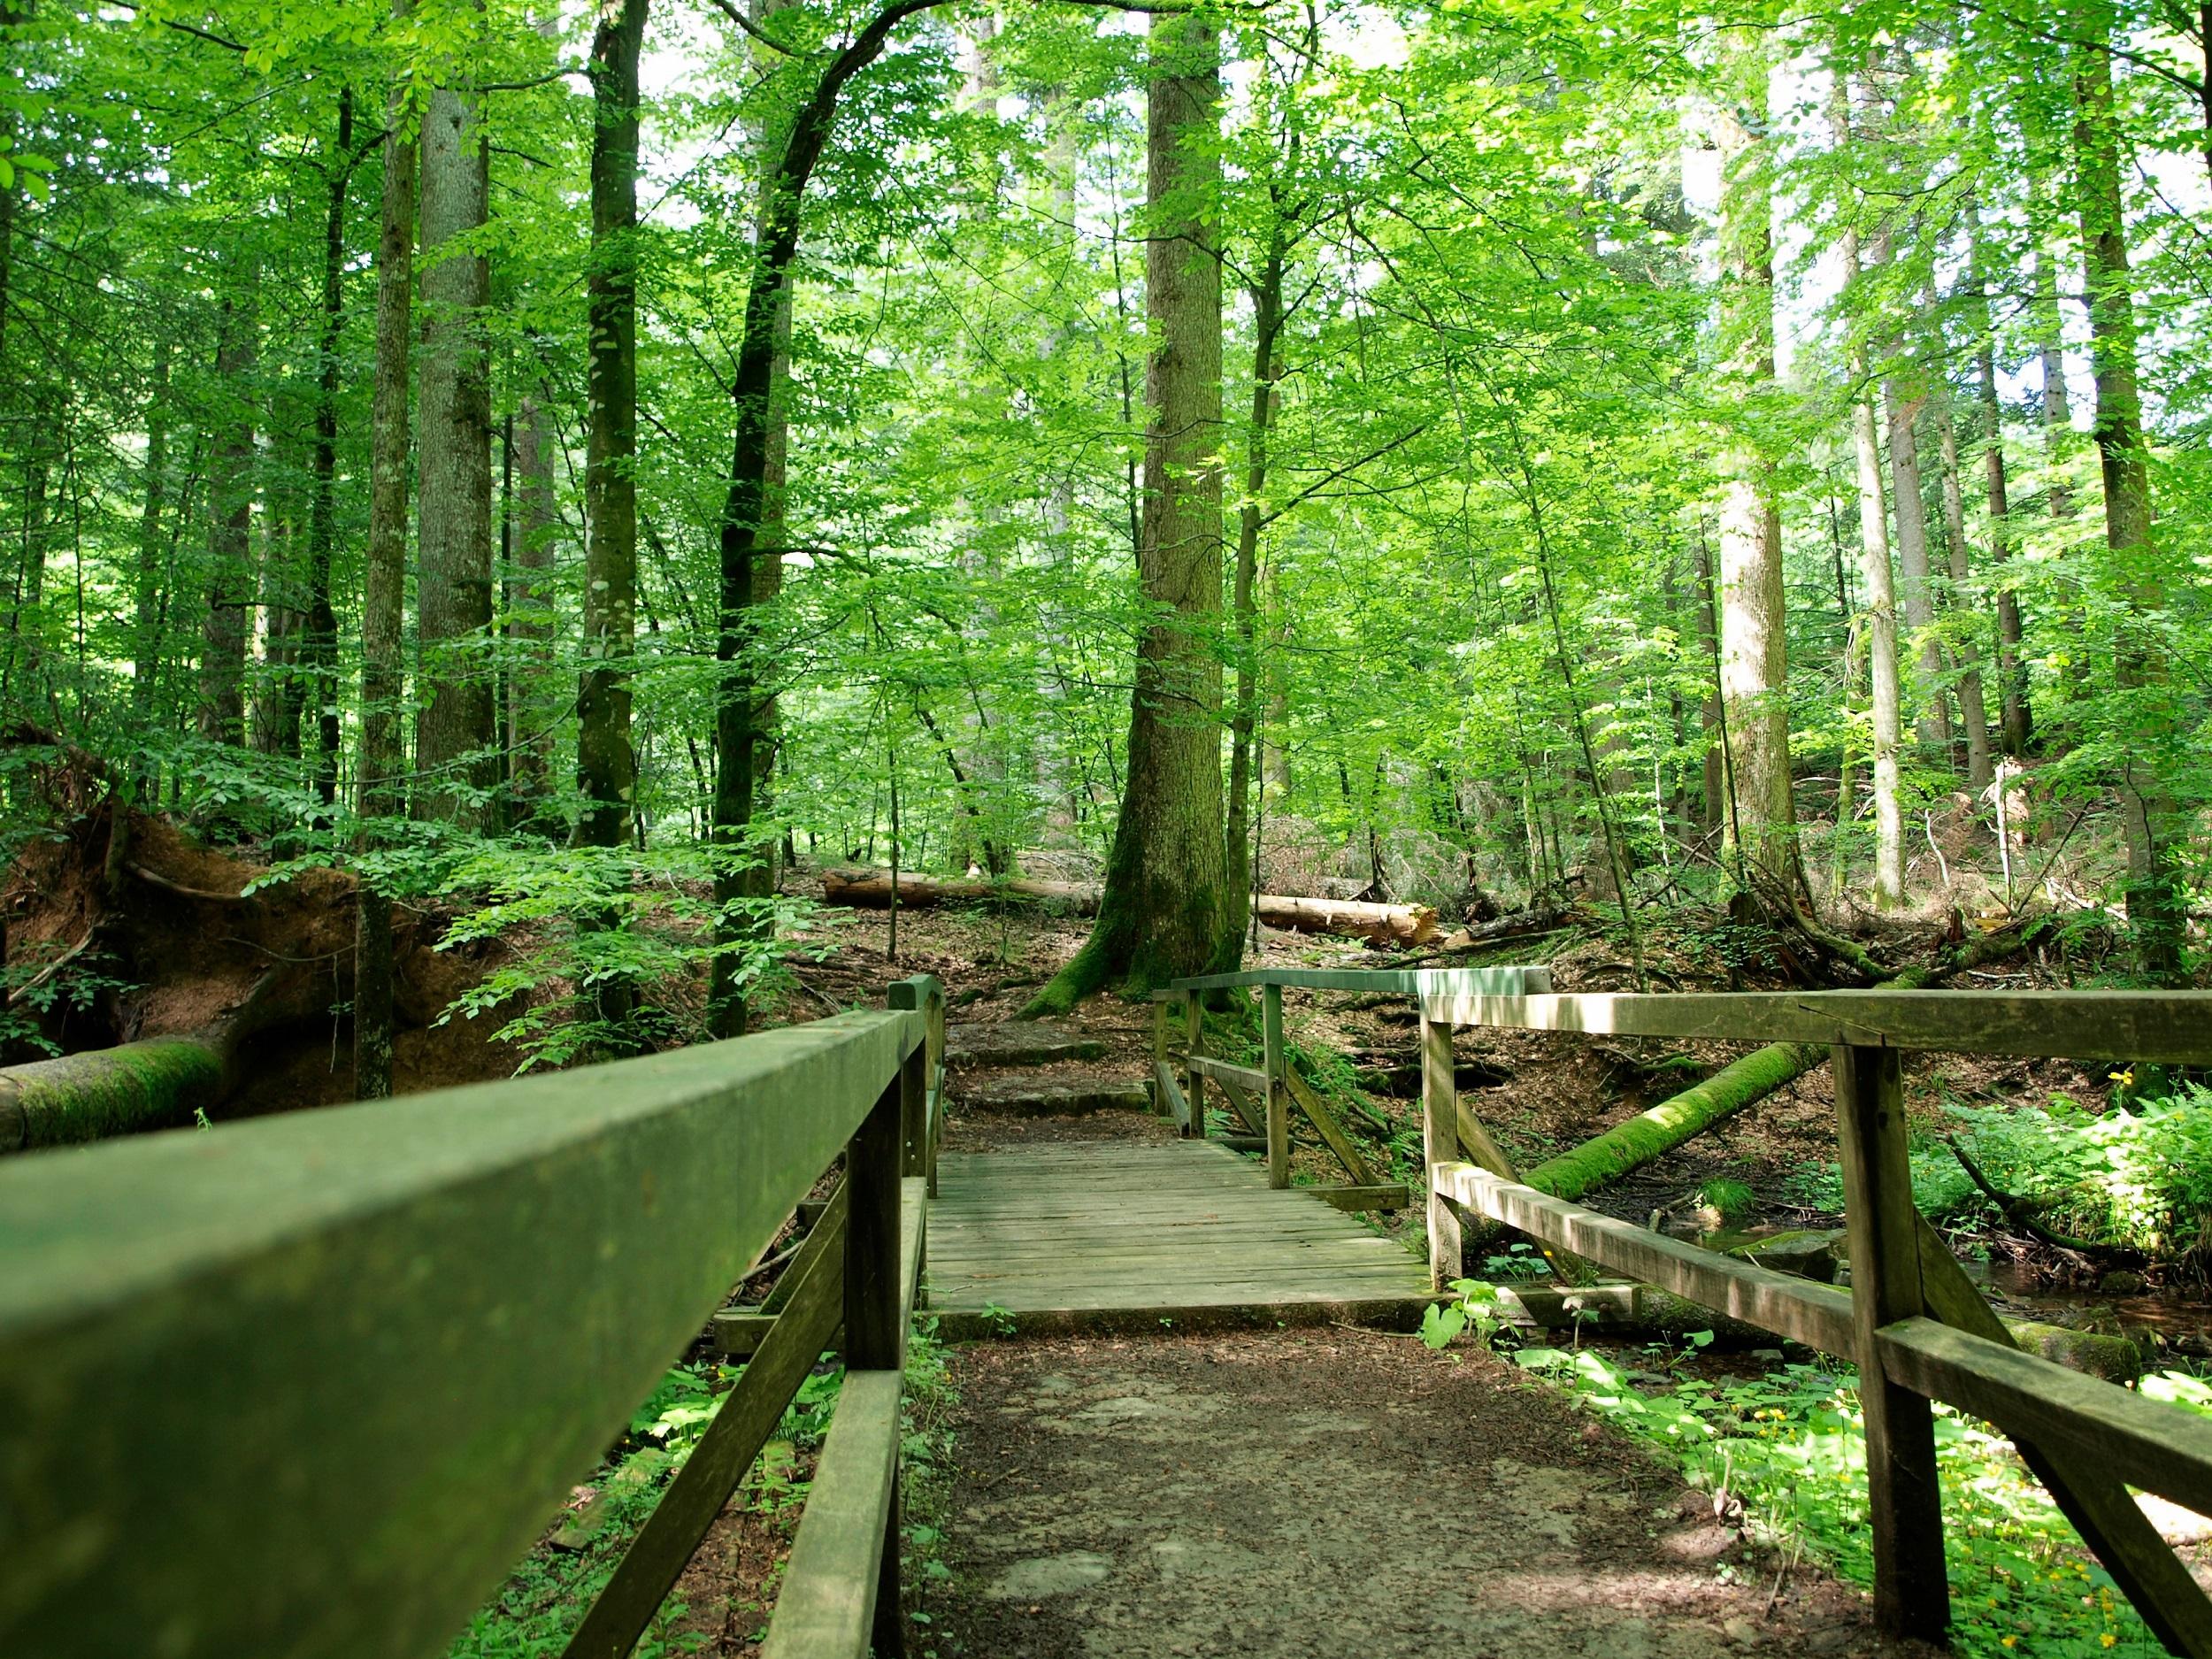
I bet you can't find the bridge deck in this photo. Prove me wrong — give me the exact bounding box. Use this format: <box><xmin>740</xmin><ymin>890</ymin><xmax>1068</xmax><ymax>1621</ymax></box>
<box><xmin>925</xmin><ymin>1140</ymin><xmax>1438</xmax><ymax>1337</ymax></box>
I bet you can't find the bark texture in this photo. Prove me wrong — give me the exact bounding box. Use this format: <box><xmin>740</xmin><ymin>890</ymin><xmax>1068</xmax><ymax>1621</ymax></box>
<box><xmin>356</xmin><ymin>69</ymin><xmax>414</xmax><ymax>1102</ymax></box>
<box><xmin>414</xmin><ymin>84</ymin><xmax>496</xmax><ymax>826</ymax></box>
<box><xmin>2073</xmin><ymin>10</ymin><xmax>2185</xmax><ymax>983</ymax></box>
<box><xmin>198</xmin><ymin>272</ymin><xmax>257</xmax><ymax>747</ymax></box>
<box><xmin>576</xmin><ymin>0</ymin><xmax>646</xmax><ymax>850</ymax></box>
<box><xmin>1711</xmin><ymin>62</ymin><xmax>1804</xmax><ymax>910</ymax></box>
<box><xmin>1024</xmin><ymin>11</ymin><xmax>1225</xmax><ymax>1015</ymax></box>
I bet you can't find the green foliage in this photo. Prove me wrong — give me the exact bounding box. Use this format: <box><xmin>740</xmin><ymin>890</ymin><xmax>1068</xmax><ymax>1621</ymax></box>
<box><xmin>1792</xmin><ymin>1085</ymin><xmax>2212</xmax><ymax>1266</ymax></box>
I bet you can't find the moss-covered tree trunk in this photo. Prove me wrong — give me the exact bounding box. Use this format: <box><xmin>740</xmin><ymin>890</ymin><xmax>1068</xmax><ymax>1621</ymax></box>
<box><xmin>1025</xmin><ymin>11</ymin><xmax>1225</xmax><ymax>1015</ymax></box>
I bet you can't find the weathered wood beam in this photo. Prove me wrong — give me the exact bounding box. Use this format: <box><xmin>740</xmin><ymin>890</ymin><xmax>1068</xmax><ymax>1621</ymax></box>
<box><xmin>1438</xmin><ymin>1164</ymin><xmax>1855</xmax><ymax>1356</ymax></box>
<box><xmin>1416</xmin><ymin>989</ymin><xmax>2212</xmax><ymax>1064</ymax></box>
<box><xmin>1309</xmin><ymin>1184</ymin><xmax>1409</xmax><ymax>1212</ymax></box>
<box><xmin>1171</xmin><ymin>965</ymin><xmax>1553</xmax><ymax>995</ymax></box>
<box><xmin>756</xmin><ymin>1369</ymin><xmax>903</xmax><ymax>1659</ymax></box>
<box><xmin>0</xmin><ymin>1009</ymin><xmax>919</xmax><ymax>1659</ymax></box>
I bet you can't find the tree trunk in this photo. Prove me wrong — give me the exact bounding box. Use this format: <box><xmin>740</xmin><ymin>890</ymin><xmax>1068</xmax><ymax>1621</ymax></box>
<box><xmin>295</xmin><ymin>86</ymin><xmax>353</xmax><ymax>809</ymax></box>
<box><xmin>132</xmin><ymin>337</ymin><xmax>172</xmax><ymax>722</ymax></box>
<box><xmin>0</xmin><ymin>973</ymin><xmax>279</xmax><ymax>1153</ymax></box>
<box><xmin>576</xmin><ymin>0</ymin><xmax>645</xmax><ymax>850</ymax></box>
<box><xmin>1883</xmin><ymin>380</ymin><xmax>1952</xmax><ymax>758</ymax></box>
<box><xmin>1219</xmin><ymin>221</ymin><xmax>1284</xmax><ymax>967</ymax></box>
<box><xmin>1932</xmin><ymin>381</ymin><xmax>1995</xmax><ymax>792</ymax></box>
<box><xmin>1967</xmin><ymin>201</ymin><xmax>2032</xmax><ymax>757</ymax></box>
<box><xmin>414</xmin><ymin>82</ymin><xmax>495</xmax><ymax>826</ymax></box>
<box><xmin>506</xmin><ymin>388</ymin><xmax>557</xmax><ymax>817</ymax></box>
<box><xmin>1693</xmin><ymin>526</ymin><xmax>1724</xmax><ymax>834</ymax></box>
<box><xmin>1711</xmin><ymin>57</ymin><xmax>1805</xmax><ymax>910</ymax></box>
<box><xmin>1022</xmin><ymin>10</ymin><xmax>1225</xmax><ymax>1016</ymax></box>
<box><xmin>706</xmin><ymin>0</ymin><xmax>949</xmax><ymax>1038</ymax></box>
<box><xmin>199</xmin><ymin>272</ymin><xmax>257</xmax><ymax>747</ymax></box>
<box><xmin>1829</xmin><ymin>82</ymin><xmax>1907</xmax><ymax>910</ymax></box>
<box><xmin>2073</xmin><ymin>8</ymin><xmax>2186</xmax><ymax>984</ymax></box>
<box><xmin>356</xmin><ymin>62</ymin><xmax>415</xmax><ymax>1102</ymax></box>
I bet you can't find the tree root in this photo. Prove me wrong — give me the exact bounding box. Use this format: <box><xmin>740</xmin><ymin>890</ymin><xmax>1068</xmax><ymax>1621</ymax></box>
<box><xmin>1945</xmin><ymin>1134</ymin><xmax>2144</xmax><ymax>1265</ymax></box>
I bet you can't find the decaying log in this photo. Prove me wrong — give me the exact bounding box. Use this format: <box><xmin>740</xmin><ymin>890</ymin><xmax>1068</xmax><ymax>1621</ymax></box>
<box><xmin>0</xmin><ymin>970</ymin><xmax>281</xmax><ymax>1154</ymax></box>
<box><xmin>821</xmin><ymin>867</ymin><xmax>1440</xmax><ymax>946</ymax></box>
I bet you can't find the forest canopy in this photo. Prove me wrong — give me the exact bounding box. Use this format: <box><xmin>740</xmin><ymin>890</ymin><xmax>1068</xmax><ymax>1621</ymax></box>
<box><xmin>3</xmin><ymin>0</ymin><xmax>2208</xmax><ymax>1085</ymax></box>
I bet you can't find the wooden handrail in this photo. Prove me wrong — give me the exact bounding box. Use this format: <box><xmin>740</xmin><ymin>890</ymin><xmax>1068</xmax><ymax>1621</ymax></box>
<box><xmin>0</xmin><ymin>1005</ymin><xmax>930</xmax><ymax>1659</ymax></box>
<box><xmin>1171</xmin><ymin>964</ymin><xmax>2212</xmax><ymax>1651</ymax></box>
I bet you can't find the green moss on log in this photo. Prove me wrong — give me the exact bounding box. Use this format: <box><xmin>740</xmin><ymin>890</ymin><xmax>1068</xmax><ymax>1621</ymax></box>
<box><xmin>1522</xmin><ymin>1041</ymin><xmax>1827</xmax><ymax>1202</ymax></box>
<box><xmin>0</xmin><ymin>1038</ymin><xmax>227</xmax><ymax>1153</ymax></box>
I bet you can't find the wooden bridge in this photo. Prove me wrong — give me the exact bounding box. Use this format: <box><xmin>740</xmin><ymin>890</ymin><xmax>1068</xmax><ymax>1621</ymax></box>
<box><xmin>9</xmin><ymin>967</ymin><xmax>2212</xmax><ymax>1656</ymax></box>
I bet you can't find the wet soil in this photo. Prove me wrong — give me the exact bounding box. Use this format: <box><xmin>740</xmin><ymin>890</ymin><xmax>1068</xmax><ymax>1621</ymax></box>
<box><xmin>917</xmin><ymin>1328</ymin><xmax>1896</xmax><ymax>1659</ymax></box>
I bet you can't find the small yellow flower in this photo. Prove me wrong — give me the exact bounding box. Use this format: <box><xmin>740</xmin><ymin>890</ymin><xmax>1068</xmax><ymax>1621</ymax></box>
<box><xmin>2103</xmin><ymin>1636</ymin><xmax>2119</xmax><ymax>1649</ymax></box>
<box><xmin>2002</xmin><ymin>1637</ymin><xmax>2018</xmax><ymax>1649</ymax></box>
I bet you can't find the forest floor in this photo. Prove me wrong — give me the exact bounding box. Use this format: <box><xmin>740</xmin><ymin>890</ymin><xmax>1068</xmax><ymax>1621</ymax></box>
<box><xmin>915</xmin><ymin>1329</ymin><xmax>1892</xmax><ymax>1659</ymax></box>
<box><xmin>636</xmin><ymin>895</ymin><xmax>1972</xmax><ymax>1657</ymax></box>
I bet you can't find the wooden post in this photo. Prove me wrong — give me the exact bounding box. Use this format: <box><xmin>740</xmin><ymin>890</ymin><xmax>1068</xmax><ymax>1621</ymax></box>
<box><xmin>1421</xmin><ymin>1010</ymin><xmax>1462</xmax><ymax>1293</ymax></box>
<box><xmin>886</xmin><ymin>984</ymin><xmax>929</xmax><ymax>1181</ymax></box>
<box><xmin>1183</xmin><ymin>989</ymin><xmax>1205</xmax><ymax>1140</ymax></box>
<box><xmin>1151</xmin><ymin>999</ymin><xmax>1170</xmax><ymax>1117</ymax></box>
<box><xmin>1262</xmin><ymin>983</ymin><xmax>1288</xmax><ymax>1188</ymax></box>
<box><xmin>1834</xmin><ymin>1043</ymin><xmax>1947</xmax><ymax>1646</ymax></box>
<box><xmin>847</xmin><ymin>1062</ymin><xmax>906</xmax><ymax>1659</ymax></box>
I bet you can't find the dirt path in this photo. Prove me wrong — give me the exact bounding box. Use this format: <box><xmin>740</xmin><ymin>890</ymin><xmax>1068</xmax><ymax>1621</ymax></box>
<box><xmin>916</xmin><ymin>1328</ymin><xmax>1888</xmax><ymax>1659</ymax></box>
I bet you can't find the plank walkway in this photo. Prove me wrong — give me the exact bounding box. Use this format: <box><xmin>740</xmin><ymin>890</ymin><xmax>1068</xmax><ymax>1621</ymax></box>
<box><xmin>925</xmin><ymin>1141</ymin><xmax>1438</xmax><ymax>1337</ymax></box>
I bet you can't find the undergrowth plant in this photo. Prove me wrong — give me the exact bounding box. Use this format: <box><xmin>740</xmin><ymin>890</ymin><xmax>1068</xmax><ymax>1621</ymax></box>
<box><xmin>1424</xmin><ymin>1279</ymin><xmax>2182</xmax><ymax>1657</ymax></box>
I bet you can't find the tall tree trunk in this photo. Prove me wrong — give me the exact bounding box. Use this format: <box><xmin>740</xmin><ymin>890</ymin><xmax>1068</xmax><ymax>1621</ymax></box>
<box><xmin>1023</xmin><ymin>8</ymin><xmax>1224</xmax><ymax>1016</ymax></box>
<box><xmin>1932</xmin><ymin>380</ymin><xmax>1994</xmax><ymax>792</ymax></box>
<box><xmin>1693</xmin><ymin>526</ymin><xmax>1724</xmax><ymax>834</ymax></box>
<box><xmin>295</xmin><ymin>86</ymin><xmax>353</xmax><ymax>809</ymax></box>
<box><xmin>132</xmin><ymin>337</ymin><xmax>172</xmax><ymax>719</ymax></box>
<box><xmin>414</xmin><ymin>83</ymin><xmax>495</xmax><ymax>826</ymax></box>
<box><xmin>1712</xmin><ymin>56</ymin><xmax>1805</xmax><ymax>909</ymax></box>
<box><xmin>199</xmin><ymin>274</ymin><xmax>257</xmax><ymax>746</ymax></box>
<box><xmin>356</xmin><ymin>64</ymin><xmax>415</xmax><ymax>1102</ymax></box>
<box><xmin>576</xmin><ymin>0</ymin><xmax>645</xmax><ymax>850</ymax></box>
<box><xmin>1217</xmin><ymin>219</ymin><xmax>1284</xmax><ymax>966</ymax></box>
<box><xmin>2073</xmin><ymin>7</ymin><xmax>2185</xmax><ymax>983</ymax></box>
<box><xmin>1831</xmin><ymin>82</ymin><xmax>1906</xmax><ymax>909</ymax></box>
<box><xmin>1882</xmin><ymin>377</ymin><xmax>1951</xmax><ymax>758</ymax></box>
<box><xmin>507</xmin><ymin>388</ymin><xmax>557</xmax><ymax>818</ymax></box>
<box><xmin>1968</xmin><ymin>203</ymin><xmax>2032</xmax><ymax>757</ymax></box>
<box><xmin>705</xmin><ymin>0</ymin><xmax>950</xmax><ymax>1039</ymax></box>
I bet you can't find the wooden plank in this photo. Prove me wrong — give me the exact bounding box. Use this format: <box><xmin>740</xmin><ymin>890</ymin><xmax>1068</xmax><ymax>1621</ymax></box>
<box><xmin>1285</xmin><ymin>1067</ymin><xmax>1376</xmax><ymax>1187</ymax></box>
<box><xmin>1150</xmin><ymin>1001</ymin><xmax>1171</xmax><ymax>1117</ymax></box>
<box><xmin>1215</xmin><ymin>1072</ymin><xmax>1267</xmax><ymax>1135</ymax></box>
<box><xmin>705</xmin><ymin>1310</ymin><xmax>775</xmax><ymax>1361</ymax></box>
<box><xmin>1439</xmin><ymin>1164</ymin><xmax>1855</xmax><ymax>1355</ymax></box>
<box><xmin>1834</xmin><ymin>1043</ymin><xmax>1947</xmax><ymax>1644</ymax></box>
<box><xmin>1914</xmin><ymin>1218</ymin><xmax>2212</xmax><ymax>1657</ymax></box>
<box><xmin>563</xmin><ymin>1215</ymin><xmax>847</xmax><ymax>1659</ymax></box>
<box><xmin>757</xmin><ymin>1370</ymin><xmax>903</xmax><ymax>1659</ymax></box>
<box><xmin>1183</xmin><ymin>990</ymin><xmax>1205</xmax><ymax>1141</ymax></box>
<box><xmin>1217</xmin><ymin>1132</ymin><xmax>1268</xmax><ymax>1152</ymax></box>
<box><xmin>1422</xmin><ymin>1014</ymin><xmax>1461</xmax><ymax>1293</ymax></box>
<box><xmin>1188</xmin><ymin>1055</ymin><xmax>1271</xmax><ymax>1095</ymax></box>
<box><xmin>848</xmin><ymin>1074</ymin><xmax>903</xmax><ymax>1374</ymax></box>
<box><xmin>1168</xmin><ymin>966</ymin><xmax>1553</xmax><ymax>995</ymax></box>
<box><xmin>1310</xmin><ymin>1184</ymin><xmax>1410</xmax><ymax>1212</ymax></box>
<box><xmin>1153</xmin><ymin>1062</ymin><xmax>1191</xmax><ymax>1131</ymax></box>
<box><xmin>1414</xmin><ymin>989</ymin><xmax>2212</xmax><ymax>1064</ymax></box>
<box><xmin>760</xmin><ymin>1181</ymin><xmax>849</xmax><ymax>1317</ymax></box>
<box><xmin>0</xmin><ymin>1009</ymin><xmax>917</xmax><ymax>1659</ymax></box>
<box><xmin>1878</xmin><ymin>1317</ymin><xmax>2212</xmax><ymax>1520</ymax></box>
<box><xmin>1263</xmin><ymin>984</ymin><xmax>1289</xmax><ymax>1190</ymax></box>
<box><xmin>902</xmin><ymin>1177</ymin><xmax>926</xmax><ymax>1325</ymax></box>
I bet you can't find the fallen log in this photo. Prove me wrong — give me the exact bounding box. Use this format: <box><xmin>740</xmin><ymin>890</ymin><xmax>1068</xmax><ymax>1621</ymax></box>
<box><xmin>1500</xmin><ymin>929</ymin><xmax>2034</xmax><ymax>1207</ymax></box>
<box><xmin>821</xmin><ymin>867</ymin><xmax>1439</xmax><ymax>946</ymax></box>
<box><xmin>0</xmin><ymin>970</ymin><xmax>280</xmax><ymax>1154</ymax></box>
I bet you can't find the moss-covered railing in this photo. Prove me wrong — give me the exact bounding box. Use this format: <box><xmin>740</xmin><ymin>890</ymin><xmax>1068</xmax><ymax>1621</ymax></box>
<box><xmin>1168</xmin><ymin>968</ymin><xmax>2212</xmax><ymax>1657</ymax></box>
<box><xmin>0</xmin><ymin>975</ymin><xmax>946</xmax><ymax>1659</ymax></box>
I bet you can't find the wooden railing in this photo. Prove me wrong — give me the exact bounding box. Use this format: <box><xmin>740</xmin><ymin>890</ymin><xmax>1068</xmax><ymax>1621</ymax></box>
<box><xmin>1164</xmin><ymin>969</ymin><xmax>2212</xmax><ymax>1656</ymax></box>
<box><xmin>1149</xmin><ymin>967</ymin><xmax>1549</xmax><ymax>1210</ymax></box>
<box><xmin>0</xmin><ymin>974</ymin><xmax>948</xmax><ymax>1659</ymax></box>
